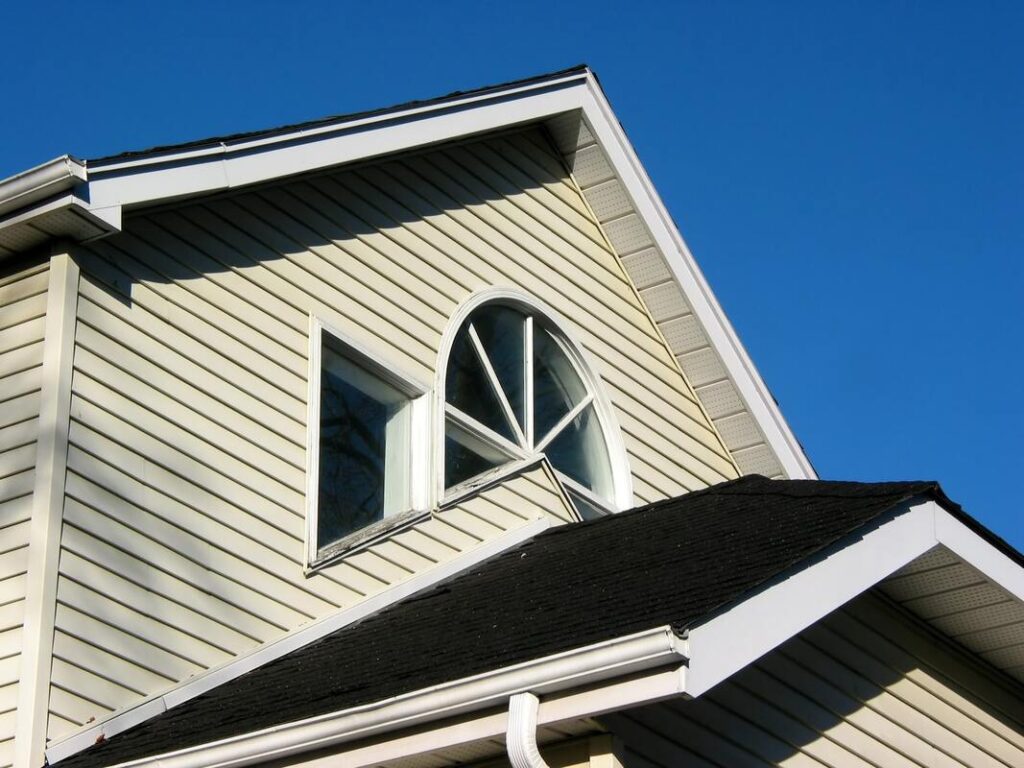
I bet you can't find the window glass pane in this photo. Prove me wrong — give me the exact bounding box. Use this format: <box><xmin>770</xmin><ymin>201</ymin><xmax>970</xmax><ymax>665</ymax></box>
<box><xmin>545</xmin><ymin>403</ymin><xmax>612</xmax><ymax>499</ymax></box>
<box><xmin>470</xmin><ymin>306</ymin><xmax>526</xmax><ymax>432</ymax></box>
<box><xmin>567</xmin><ymin>490</ymin><xmax>608</xmax><ymax>521</ymax></box>
<box><xmin>445</xmin><ymin>329</ymin><xmax>515</xmax><ymax>441</ymax></box>
<box><xmin>533</xmin><ymin>325</ymin><xmax>587</xmax><ymax>442</ymax></box>
<box><xmin>318</xmin><ymin>345</ymin><xmax>409</xmax><ymax>550</ymax></box>
<box><xmin>445</xmin><ymin>418</ymin><xmax>514</xmax><ymax>488</ymax></box>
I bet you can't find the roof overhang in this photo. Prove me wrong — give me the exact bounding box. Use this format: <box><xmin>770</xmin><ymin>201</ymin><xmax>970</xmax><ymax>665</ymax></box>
<box><xmin>47</xmin><ymin>490</ymin><xmax>1024</xmax><ymax>768</ymax></box>
<box><xmin>52</xmin><ymin>628</ymin><xmax>689</xmax><ymax>768</ymax></box>
<box><xmin>684</xmin><ymin>496</ymin><xmax>1024</xmax><ymax>697</ymax></box>
<box><xmin>0</xmin><ymin>68</ymin><xmax>813</xmax><ymax>479</ymax></box>
<box><xmin>0</xmin><ymin>156</ymin><xmax>120</xmax><ymax>256</ymax></box>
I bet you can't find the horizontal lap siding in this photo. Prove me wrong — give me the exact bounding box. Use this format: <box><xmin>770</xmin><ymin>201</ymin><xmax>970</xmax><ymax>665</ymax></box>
<box><xmin>606</xmin><ymin>592</ymin><xmax>1024</xmax><ymax>767</ymax></box>
<box><xmin>51</xmin><ymin>127</ymin><xmax>735</xmax><ymax>740</ymax></box>
<box><xmin>0</xmin><ymin>259</ymin><xmax>48</xmax><ymax>768</ymax></box>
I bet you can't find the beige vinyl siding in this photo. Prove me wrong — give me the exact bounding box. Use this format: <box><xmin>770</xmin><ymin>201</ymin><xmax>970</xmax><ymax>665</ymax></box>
<box><xmin>49</xmin><ymin>126</ymin><xmax>736</xmax><ymax>740</ymax></box>
<box><xmin>605</xmin><ymin>592</ymin><xmax>1024</xmax><ymax>767</ymax></box>
<box><xmin>0</xmin><ymin>258</ymin><xmax>48</xmax><ymax>768</ymax></box>
<box><xmin>48</xmin><ymin>461</ymin><xmax>573</xmax><ymax>735</ymax></box>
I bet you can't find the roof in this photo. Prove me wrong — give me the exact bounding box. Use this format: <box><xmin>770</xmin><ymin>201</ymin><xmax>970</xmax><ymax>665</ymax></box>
<box><xmin>0</xmin><ymin>66</ymin><xmax>816</xmax><ymax>481</ymax></box>
<box><xmin>89</xmin><ymin>65</ymin><xmax>591</xmax><ymax>164</ymax></box>
<box><xmin>57</xmin><ymin>476</ymin><xmax>961</xmax><ymax>768</ymax></box>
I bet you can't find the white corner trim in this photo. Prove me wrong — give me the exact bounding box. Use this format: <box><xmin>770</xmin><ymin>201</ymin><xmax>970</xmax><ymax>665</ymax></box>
<box><xmin>46</xmin><ymin>516</ymin><xmax>553</xmax><ymax>766</ymax></box>
<box><xmin>578</xmin><ymin>79</ymin><xmax>815</xmax><ymax>480</ymax></box>
<box><xmin>507</xmin><ymin>692</ymin><xmax>549</xmax><ymax>768</ymax></box>
<box><xmin>682</xmin><ymin>498</ymin><xmax>1024</xmax><ymax>698</ymax></box>
<box><xmin>15</xmin><ymin>249</ymin><xmax>80</xmax><ymax>768</ymax></box>
<box><xmin>54</xmin><ymin>627</ymin><xmax>686</xmax><ymax>768</ymax></box>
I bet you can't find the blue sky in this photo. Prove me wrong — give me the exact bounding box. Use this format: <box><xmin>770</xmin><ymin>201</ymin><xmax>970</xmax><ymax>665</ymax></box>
<box><xmin>2</xmin><ymin>2</ymin><xmax>1021</xmax><ymax>548</ymax></box>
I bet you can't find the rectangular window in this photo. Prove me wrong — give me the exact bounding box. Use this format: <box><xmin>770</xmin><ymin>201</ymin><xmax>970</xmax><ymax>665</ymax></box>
<box><xmin>308</xmin><ymin>319</ymin><xmax>427</xmax><ymax>566</ymax></box>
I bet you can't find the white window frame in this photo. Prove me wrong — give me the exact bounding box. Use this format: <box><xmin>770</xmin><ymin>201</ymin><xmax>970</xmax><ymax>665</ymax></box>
<box><xmin>436</xmin><ymin>288</ymin><xmax>633</xmax><ymax>514</ymax></box>
<box><xmin>306</xmin><ymin>316</ymin><xmax>431</xmax><ymax>570</ymax></box>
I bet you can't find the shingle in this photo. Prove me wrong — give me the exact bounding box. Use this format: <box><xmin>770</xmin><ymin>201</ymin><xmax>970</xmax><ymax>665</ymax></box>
<box><xmin>61</xmin><ymin>476</ymin><xmax>986</xmax><ymax>768</ymax></box>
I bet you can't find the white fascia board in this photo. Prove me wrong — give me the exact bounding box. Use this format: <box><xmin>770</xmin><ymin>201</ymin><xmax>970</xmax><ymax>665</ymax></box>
<box><xmin>934</xmin><ymin>512</ymin><xmax>1024</xmax><ymax>603</ymax></box>
<box><xmin>683</xmin><ymin>498</ymin><xmax>1024</xmax><ymax>698</ymax></box>
<box><xmin>60</xmin><ymin>627</ymin><xmax>686</xmax><ymax>768</ymax></box>
<box><xmin>84</xmin><ymin>73</ymin><xmax>591</xmax><ymax>211</ymax></box>
<box><xmin>578</xmin><ymin>80</ymin><xmax>816</xmax><ymax>480</ymax></box>
<box><xmin>46</xmin><ymin>517</ymin><xmax>553</xmax><ymax>765</ymax></box>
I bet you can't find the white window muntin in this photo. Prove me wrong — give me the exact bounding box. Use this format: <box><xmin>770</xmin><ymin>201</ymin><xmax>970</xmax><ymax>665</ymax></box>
<box><xmin>437</xmin><ymin>288</ymin><xmax>633</xmax><ymax>514</ymax></box>
<box><xmin>306</xmin><ymin>316</ymin><xmax>430</xmax><ymax>569</ymax></box>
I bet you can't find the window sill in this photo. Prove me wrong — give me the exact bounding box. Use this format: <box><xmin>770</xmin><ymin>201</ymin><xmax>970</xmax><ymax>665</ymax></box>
<box><xmin>306</xmin><ymin>507</ymin><xmax>431</xmax><ymax>574</ymax></box>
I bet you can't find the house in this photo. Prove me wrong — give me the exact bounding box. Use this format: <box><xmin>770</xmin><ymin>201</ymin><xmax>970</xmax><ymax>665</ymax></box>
<box><xmin>0</xmin><ymin>66</ymin><xmax>1021</xmax><ymax>768</ymax></box>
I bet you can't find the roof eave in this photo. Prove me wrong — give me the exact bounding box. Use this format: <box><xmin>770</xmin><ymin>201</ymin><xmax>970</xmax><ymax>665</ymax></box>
<box><xmin>49</xmin><ymin>626</ymin><xmax>688</xmax><ymax>768</ymax></box>
<box><xmin>80</xmin><ymin>68</ymin><xmax>593</xmax><ymax>213</ymax></box>
<box><xmin>683</xmin><ymin>495</ymin><xmax>1024</xmax><ymax>697</ymax></box>
<box><xmin>0</xmin><ymin>155</ymin><xmax>87</xmax><ymax>218</ymax></box>
<box><xmin>575</xmin><ymin>76</ymin><xmax>817</xmax><ymax>479</ymax></box>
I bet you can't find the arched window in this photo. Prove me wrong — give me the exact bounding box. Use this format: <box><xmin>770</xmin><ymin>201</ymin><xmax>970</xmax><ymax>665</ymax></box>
<box><xmin>441</xmin><ymin>294</ymin><xmax>629</xmax><ymax>517</ymax></box>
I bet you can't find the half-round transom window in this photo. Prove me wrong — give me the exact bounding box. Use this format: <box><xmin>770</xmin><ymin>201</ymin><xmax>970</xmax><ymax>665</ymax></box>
<box><xmin>443</xmin><ymin>302</ymin><xmax>620</xmax><ymax>516</ymax></box>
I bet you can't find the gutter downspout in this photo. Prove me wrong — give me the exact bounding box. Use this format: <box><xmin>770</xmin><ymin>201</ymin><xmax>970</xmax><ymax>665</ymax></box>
<box><xmin>507</xmin><ymin>692</ymin><xmax>549</xmax><ymax>768</ymax></box>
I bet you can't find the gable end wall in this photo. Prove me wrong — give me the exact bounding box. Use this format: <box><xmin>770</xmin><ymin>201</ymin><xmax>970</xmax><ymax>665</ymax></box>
<box><xmin>45</xmin><ymin>126</ymin><xmax>737</xmax><ymax>745</ymax></box>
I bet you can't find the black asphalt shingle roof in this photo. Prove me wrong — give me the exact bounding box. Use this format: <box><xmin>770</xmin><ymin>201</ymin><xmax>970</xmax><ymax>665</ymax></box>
<box><xmin>59</xmin><ymin>476</ymin><xmax>970</xmax><ymax>768</ymax></box>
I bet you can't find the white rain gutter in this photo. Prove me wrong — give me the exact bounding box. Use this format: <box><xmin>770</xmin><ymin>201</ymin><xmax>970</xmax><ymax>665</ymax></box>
<box><xmin>0</xmin><ymin>155</ymin><xmax>87</xmax><ymax>217</ymax></box>
<box><xmin>76</xmin><ymin>626</ymin><xmax>686</xmax><ymax>768</ymax></box>
<box><xmin>47</xmin><ymin>519</ymin><xmax>553</xmax><ymax>764</ymax></box>
<box><xmin>507</xmin><ymin>692</ymin><xmax>548</xmax><ymax>768</ymax></box>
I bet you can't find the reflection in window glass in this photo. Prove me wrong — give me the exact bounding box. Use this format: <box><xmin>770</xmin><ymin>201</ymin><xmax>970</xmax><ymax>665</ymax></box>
<box><xmin>470</xmin><ymin>306</ymin><xmax>526</xmax><ymax>431</ymax></box>
<box><xmin>318</xmin><ymin>344</ymin><xmax>410</xmax><ymax>550</ymax></box>
<box><xmin>445</xmin><ymin>329</ymin><xmax>515</xmax><ymax>441</ymax></box>
<box><xmin>443</xmin><ymin>301</ymin><xmax>618</xmax><ymax>513</ymax></box>
<box><xmin>444</xmin><ymin>419</ymin><xmax>515</xmax><ymax>488</ymax></box>
<box><xmin>533</xmin><ymin>325</ymin><xmax>587</xmax><ymax>443</ymax></box>
<box><xmin>544</xmin><ymin>403</ymin><xmax>612</xmax><ymax>499</ymax></box>
<box><xmin>567</xmin><ymin>490</ymin><xmax>606</xmax><ymax>521</ymax></box>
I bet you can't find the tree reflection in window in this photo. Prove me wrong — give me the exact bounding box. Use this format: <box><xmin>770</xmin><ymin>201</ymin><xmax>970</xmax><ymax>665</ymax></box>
<box><xmin>444</xmin><ymin>304</ymin><xmax>614</xmax><ymax>516</ymax></box>
<box><xmin>318</xmin><ymin>344</ymin><xmax>410</xmax><ymax>549</ymax></box>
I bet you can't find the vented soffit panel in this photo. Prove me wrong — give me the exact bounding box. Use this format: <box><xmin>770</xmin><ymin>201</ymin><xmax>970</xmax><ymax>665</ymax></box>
<box><xmin>544</xmin><ymin>109</ymin><xmax>811</xmax><ymax>480</ymax></box>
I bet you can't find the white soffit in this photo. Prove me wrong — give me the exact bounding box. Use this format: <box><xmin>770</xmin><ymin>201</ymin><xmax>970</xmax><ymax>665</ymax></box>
<box><xmin>683</xmin><ymin>498</ymin><xmax>1024</xmax><ymax>698</ymax></box>
<box><xmin>0</xmin><ymin>193</ymin><xmax>120</xmax><ymax>258</ymax></box>
<box><xmin>881</xmin><ymin>535</ymin><xmax>1024</xmax><ymax>683</ymax></box>
<box><xmin>546</xmin><ymin>78</ymin><xmax>815</xmax><ymax>480</ymax></box>
<box><xmin>0</xmin><ymin>67</ymin><xmax>813</xmax><ymax>480</ymax></box>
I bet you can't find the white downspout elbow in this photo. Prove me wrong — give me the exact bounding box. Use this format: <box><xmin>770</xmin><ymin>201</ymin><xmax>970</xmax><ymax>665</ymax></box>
<box><xmin>507</xmin><ymin>692</ymin><xmax>550</xmax><ymax>768</ymax></box>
